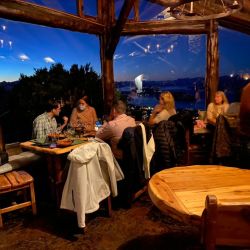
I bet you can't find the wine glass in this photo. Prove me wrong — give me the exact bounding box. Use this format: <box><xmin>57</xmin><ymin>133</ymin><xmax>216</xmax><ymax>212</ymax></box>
<box><xmin>53</xmin><ymin>123</ymin><xmax>62</xmax><ymax>142</ymax></box>
<box><xmin>75</xmin><ymin>120</ymin><xmax>83</xmax><ymax>137</ymax></box>
<box><xmin>64</xmin><ymin>124</ymin><xmax>75</xmax><ymax>138</ymax></box>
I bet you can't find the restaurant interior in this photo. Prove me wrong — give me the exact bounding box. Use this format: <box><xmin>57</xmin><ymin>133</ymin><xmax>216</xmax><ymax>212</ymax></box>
<box><xmin>0</xmin><ymin>0</ymin><xmax>250</xmax><ymax>249</ymax></box>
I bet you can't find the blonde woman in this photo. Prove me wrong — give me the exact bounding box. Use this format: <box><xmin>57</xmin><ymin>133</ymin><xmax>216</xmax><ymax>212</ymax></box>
<box><xmin>149</xmin><ymin>91</ymin><xmax>176</xmax><ymax>126</ymax></box>
<box><xmin>207</xmin><ymin>91</ymin><xmax>229</xmax><ymax>126</ymax></box>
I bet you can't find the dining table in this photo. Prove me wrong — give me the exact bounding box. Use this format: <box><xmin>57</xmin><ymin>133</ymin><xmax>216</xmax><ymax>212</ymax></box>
<box><xmin>148</xmin><ymin>165</ymin><xmax>250</xmax><ymax>226</ymax></box>
<box><xmin>20</xmin><ymin>138</ymin><xmax>90</xmax><ymax>205</ymax></box>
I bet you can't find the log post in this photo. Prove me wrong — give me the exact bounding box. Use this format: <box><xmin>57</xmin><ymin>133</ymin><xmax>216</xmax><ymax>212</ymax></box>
<box><xmin>0</xmin><ymin>123</ymin><xmax>5</xmax><ymax>152</ymax></box>
<box><xmin>134</xmin><ymin>0</ymin><xmax>140</xmax><ymax>21</ymax></box>
<box><xmin>76</xmin><ymin>0</ymin><xmax>84</xmax><ymax>17</ymax></box>
<box><xmin>205</xmin><ymin>20</ymin><xmax>219</xmax><ymax>107</ymax></box>
<box><xmin>99</xmin><ymin>0</ymin><xmax>115</xmax><ymax>114</ymax></box>
<box><xmin>100</xmin><ymin>0</ymin><xmax>135</xmax><ymax>114</ymax></box>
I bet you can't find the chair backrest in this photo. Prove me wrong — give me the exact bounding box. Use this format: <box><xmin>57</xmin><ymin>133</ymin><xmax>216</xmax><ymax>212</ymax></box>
<box><xmin>201</xmin><ymin>195</ymin><xmax>250</xmax><ymax>250</ymax></box>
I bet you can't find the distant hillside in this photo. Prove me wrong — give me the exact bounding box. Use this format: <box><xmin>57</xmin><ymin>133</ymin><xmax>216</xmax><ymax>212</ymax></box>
<box><xmin>0</xmin><ymin>80</ymin><xmax>19</xmax><ymax>91</ymax></box>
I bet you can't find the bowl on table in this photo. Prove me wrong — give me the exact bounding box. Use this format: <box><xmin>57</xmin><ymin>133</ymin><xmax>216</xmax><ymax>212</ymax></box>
<box><xmin>56</xmin><ymin>139</ymin><xmax>73</xmax><ymax>147</ymax></box>
<box><xmin>48</xmin><ymin>133</ymin><xmax>66</xmax><ymax>140</ymax></box>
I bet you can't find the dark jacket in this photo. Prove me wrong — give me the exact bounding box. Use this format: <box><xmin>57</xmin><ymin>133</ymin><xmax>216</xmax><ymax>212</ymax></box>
<box><xmin>211</xmin><ymin>114</ymin><xmax>232</xmax><ymax>159</ymax></box>
<box><xmin>118</xmin><ymin>123</ymin><xmax>152</xmax><ymax>202</ymax></box>
<box><xmin>150</xmin><ymin>110</ymin><xmax>193</xmax><ymax>173</ymax></box>
<box><xmin>150</xmin><ymin>120</ymin><xmax>177</xmax><ymax>174</ymax></box>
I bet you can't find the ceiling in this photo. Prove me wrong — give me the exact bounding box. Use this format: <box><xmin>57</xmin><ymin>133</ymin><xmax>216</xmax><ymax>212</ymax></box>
<box><xmin>148</xmin><ymin>0</ymin><xmax>250</xmax><ymax>34</ymax></box>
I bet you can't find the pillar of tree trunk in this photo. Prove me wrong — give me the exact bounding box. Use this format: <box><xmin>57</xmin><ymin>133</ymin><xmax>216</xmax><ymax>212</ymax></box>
<box><xmin>0</xmin><ymin>123</ymin><xmax>5</xmax><ymax>152</ymax></box>
<box><xmin>99</xmin><ymin>0</ymin><xmax>115</xmax><ymax>114</ymax></box>
<box><xmin>205</xmin><ymin>20</ymin><xmax>219</xmax><ymax>106</ymax></box>
<box><xmin>100</xmin><ymin>36</ymin><xmax>115</xmax><ymax>115</ymax></box>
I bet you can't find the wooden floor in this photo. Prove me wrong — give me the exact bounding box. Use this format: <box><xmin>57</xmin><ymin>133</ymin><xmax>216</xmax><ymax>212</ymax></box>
<box><xmin>0</xmin><ymin>192</ymin><xmax>201</xmax><ymax>250</ymax></box>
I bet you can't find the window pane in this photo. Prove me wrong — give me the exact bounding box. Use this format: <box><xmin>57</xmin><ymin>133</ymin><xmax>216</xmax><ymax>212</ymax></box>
<box><xmin>218</xmin><ymin>27</ymin><xmax>250</xmax><ymax>103</ymax></box>
<box><xmin>114</xmin><ymin>34</ymin><xmax>206</xmax><ymax>114</ymax></box>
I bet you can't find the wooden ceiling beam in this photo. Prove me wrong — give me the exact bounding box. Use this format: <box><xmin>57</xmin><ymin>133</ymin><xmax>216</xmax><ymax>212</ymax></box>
<box><xmin>134</xmin><ymin>0</ymin><xmax>140</xmax><ymax>21</ymax></box>
<box><xmin>76</xmin><ymin>0</ymin><xmax>84</xmax><ymax>18</ymax></box>
<box><xmin>122</xmin><ymin>20</ymin><xmax>210</xmax><ymax>35</ymax></box>
<box><xmin>0</xmin><ymin>0</ymin><xmax>104</xmax><ymax>35</ymax></box>
<box><xmin>219</xmin><ymin>0</ymin><xmax>250</xmax><ymax>35</ymax></box>
<box><xmin>106</xmin><ymin>0</ymin><xmax>135</xmax><ymax>57</ymax></box>
<box><xmin>219</xmin><ymin>16</ymin><xmax>250</xmax><ymax>35</ymax></box>
<box><xmin>148</xmin><ymin>0</ymin><xmax>199</xmax><ymax>8</ymax></box>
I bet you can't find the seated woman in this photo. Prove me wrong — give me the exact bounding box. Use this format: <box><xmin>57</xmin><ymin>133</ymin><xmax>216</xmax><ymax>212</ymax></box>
<box><xmin>207</xmin><ymin>91</ymin><xmax>229</xmax><ymax>126</ymax></box>
<box><xmin>149</xmin><ymin>91</ymin><xmax>176</xmax><ymax>126</ymax></box>
<box><xmin>69</xmin><ymin>97</ymin><xmax>97</xmax><ymax>136</ymax></box>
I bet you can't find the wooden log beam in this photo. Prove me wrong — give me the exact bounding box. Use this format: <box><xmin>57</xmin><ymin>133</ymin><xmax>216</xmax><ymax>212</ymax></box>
<box><xmin>205</xmin><ymin>20</ymin><xmax>219</xmax><ymax>106</ymax></box>
<box><xmin>219</xmin><ymin>18</ymin><xmax>250</xmax><ymax>35</ymax></box>
<box><xmin>100</xmin><ymin>0</ymin><xmax>116</xmax><ymax>113</ymax></box>
<box><xmin>106</xmin><ymin>0</ymin><xmax>135</xmax><ymax>57</ymax></box>
<box><xmin>219</xmin><ymin>11</ymin><xmax>250</xmax><ymax>35</ymax></box>
<box><xmin>122</xmin><ymin>19</ymin><xmax>210</xmax><ymax>35</ymax></box>
<box><xmin>0</xmin><ymin>0</ymin><xmax>104</xmax><ymax>35</ymax></box>
<box><xmin>97</xmin><ymin>0</ymin><xmax>103</xmax><ymax>23</ymax></box>
<box><xmin>134</xmin><ymin>0</ymin><xmax>140</xmax><ymax>21</ymax></box>
<box><xmin>76</xmin><ymin>0</ymin><xmax>84</xmax><ymax>18</ymax></box>
<box><xmin>148</xmin><ymin>0</ymin><xmax>199</xmax><ymax>8</ymax></box>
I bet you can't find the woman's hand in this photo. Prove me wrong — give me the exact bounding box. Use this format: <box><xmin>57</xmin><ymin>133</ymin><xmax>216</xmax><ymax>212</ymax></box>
<box><xmin>152</xmin><ymin>104</ymin><xmax>163</xmax><ymax>115</ymax></box>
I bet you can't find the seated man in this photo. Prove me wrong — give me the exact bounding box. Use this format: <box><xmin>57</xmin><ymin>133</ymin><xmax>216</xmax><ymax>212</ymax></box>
<box><xmin>32</xmin><ymin>101</ymin><xmax>68</xmax><ymax>140</ymax></box>
<box><xmin>95</xmin><ymin>100</ymin><xmax>136</xmax><ymax>159</ymax></box>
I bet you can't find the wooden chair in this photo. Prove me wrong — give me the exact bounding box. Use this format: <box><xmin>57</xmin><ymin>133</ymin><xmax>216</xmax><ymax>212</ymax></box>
<box><xmin>201</xmin><ymin>195</ymin><xmax>250</xmax><ymax>250</ymax></box>
<box><xmin>0</xmin><ymin>170</ymin><xmax>37</xmax><ymax>227</ymax></box>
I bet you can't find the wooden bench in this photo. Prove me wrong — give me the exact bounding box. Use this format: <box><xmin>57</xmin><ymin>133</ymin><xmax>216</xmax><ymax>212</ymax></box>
<box><xmin>0</xmin><ymin>151</ymin><xmax>42</xmax><ymax>175</ymax></box>
<box><xmin>0</xmin><ymin>170</ymin><xmax>37</xmax><ymax>227</ymax></box>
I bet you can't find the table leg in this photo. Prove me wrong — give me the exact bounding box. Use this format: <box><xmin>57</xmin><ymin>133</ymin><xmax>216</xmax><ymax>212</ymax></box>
<box><xmin>46</xmin><ymin>155</ymin><xmax>65</xmax><ymax>206</ymax></box>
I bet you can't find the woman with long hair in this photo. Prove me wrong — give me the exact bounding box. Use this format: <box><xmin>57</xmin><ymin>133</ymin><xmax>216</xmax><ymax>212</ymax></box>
<box><xmin>149</xmin><ymin>91</ymin><xmax>176</xmax><ymax>126</ymax></box>
<box><xmin>207</xmin><ymin>90</ymin><xmax>229</xmax><ymax>126</ymax></box>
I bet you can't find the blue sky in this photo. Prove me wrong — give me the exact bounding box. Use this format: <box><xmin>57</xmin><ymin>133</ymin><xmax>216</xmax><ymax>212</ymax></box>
<box><xmin>0</xmin><ymin>0</ymin><xmax>249</xmax><ymax>82</ymax></box>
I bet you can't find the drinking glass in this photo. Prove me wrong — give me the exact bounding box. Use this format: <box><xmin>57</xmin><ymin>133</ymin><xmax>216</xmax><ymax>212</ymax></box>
<box><xmin>64</xmin><ymin>124</ymin><xmax>75</xmax><ymax>138</ymax></box>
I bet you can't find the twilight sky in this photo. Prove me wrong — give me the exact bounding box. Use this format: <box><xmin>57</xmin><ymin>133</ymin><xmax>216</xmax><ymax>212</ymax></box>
<box><xmin>0</xmin><ymin>0</ymin><xmax>249</xmax><ymax>83</ymax></box>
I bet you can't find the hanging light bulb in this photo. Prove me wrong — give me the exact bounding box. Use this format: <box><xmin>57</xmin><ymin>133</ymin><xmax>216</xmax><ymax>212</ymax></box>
<box><xmin>8</xmin><ymin>40</ymin><xmax>12</xmax><ymax>49</ymax></box>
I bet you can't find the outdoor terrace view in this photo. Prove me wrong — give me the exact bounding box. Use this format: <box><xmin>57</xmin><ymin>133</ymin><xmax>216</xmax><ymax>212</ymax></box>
<box><xmin>0</xmin><ymin>1</ymin><xmax>250</xmax><ymax>249</ymax></box>
<box><xmin>0</xmin><ymin>20</ymin><xmax>249</xmax><ymax>143</ymax></box>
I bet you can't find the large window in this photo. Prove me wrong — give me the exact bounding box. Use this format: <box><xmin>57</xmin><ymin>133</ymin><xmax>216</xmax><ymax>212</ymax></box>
<box><xmin>114</xmin><ymin>34</ymin><xmax>206</xmax><ymax>111</ymax></box>
<box><xmin>0</xmin><ymin>18</ymin><xmax>100</xmax><ymax>82</ymax></box>
<box><xmin>218</xmin><ymin>27</ymin><xmax>250</xmax><ymax>103</ymax></box>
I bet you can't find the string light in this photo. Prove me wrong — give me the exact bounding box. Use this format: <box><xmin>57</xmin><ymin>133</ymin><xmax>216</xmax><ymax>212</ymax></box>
<box><xmin>8</xmin><ymin>41</ymin><xmax>12</xmax><ymax>49</ymax></box>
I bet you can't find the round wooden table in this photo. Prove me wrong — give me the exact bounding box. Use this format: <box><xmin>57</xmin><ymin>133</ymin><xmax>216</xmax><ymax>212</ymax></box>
<box><xmin>148</xmin><ymin>165</ymin><xmax>250</xmax><ymax>225</ymax></box>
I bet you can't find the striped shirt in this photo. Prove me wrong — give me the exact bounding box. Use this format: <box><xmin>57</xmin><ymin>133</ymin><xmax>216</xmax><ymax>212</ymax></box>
<box><xmin>32</xmin><ymin>112</ymin><xmax>57</xmax><ymax>139</ymax></box>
